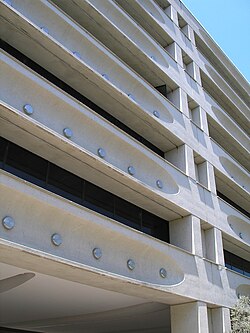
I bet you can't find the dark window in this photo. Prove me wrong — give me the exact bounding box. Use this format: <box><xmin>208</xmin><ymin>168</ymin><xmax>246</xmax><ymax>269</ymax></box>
<box><xmin>224</xmin><ymin>250</ymin><xmax>250</xmax><ymax>277</ymax></box>
<box><xmin>47</xmin><ymin>163</ymin><xmax>82</xmax><ymax>202</ymax></box>
<box><xmin>217</xmin><ymin>191</ymin><xmax>250</xmax><ymax>218</ymax></box>
<box><xmin>155</xmin><ymin>84</ymin><xmax>167</xmax><ymax>97</ymax></box>
<box><xmin>85</xmin><ymin>182</ymin><xmax>114</xmax><ymax>217</ymax></box>
<box><xmin>5</xmin><ymin>143</ymin><xmax>47</xmax><ymax>186</ymax></box>
<box><xmin>0</xmin><ymin>41</ymin><xmax>164</xmax><ymax>158</ymax></box>
<box><xmin>115</xmin><ymin>197</ymin><xmax>141</xmax><ymax>230</ymax></box>
<box><xmin>0</xmin><ymin>137</ymin><xmax>8</xmax><ymax>167</ymax></box>
<box><xmin>0</xmin><ymin>137</ymin><xmax>169</xmax><ymax>244</ymax></box>
<box><xmin>142</xmin><ymin>211</ymin><xmax>169</xmax><ymax>242</ymax></box>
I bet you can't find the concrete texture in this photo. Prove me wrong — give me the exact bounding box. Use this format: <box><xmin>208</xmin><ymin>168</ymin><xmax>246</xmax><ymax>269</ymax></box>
<box><xmin>0</xmin><ymin>0</ymin><xmax>249</xmax><ymax>331</ymax></box>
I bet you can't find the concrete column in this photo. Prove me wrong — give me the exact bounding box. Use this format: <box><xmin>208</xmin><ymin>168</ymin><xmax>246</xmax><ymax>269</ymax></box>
<box><xmin>200</xmin><ymin>107</ymin><xmax>209</xmax><ymax>135</ymax></box>
<box><xmin>164</xmin><ymin>5</ymin><xmax>179</xmax><ymax>26</ymax></box>
<box><xmin>207</xmin><ymin>162</ymin><xmax>217</xmax><ymax>193</ymax></box>
<box><xmin>186</xmin><ymin>61</ymin><xmax>196</xmax><ymax>79</ymax></box>
<box><xmin>166</xmin><ymin>87</ymin><xmax>188</xmax><ymax>114</ymax></box>
<box><xmin>185</xmin><ymin>145</ymin><xmax>196</xmax><ymax>179</ymax></box>
<box><xmin>165</xmin><ymin>42</ymin><xmax>183</xmax><ymax>66</ymax></box>
<box><xmin>208</xmin><ymin>307</ymin><xmax>231</xmax><ymax>333</ymax></box>
<box><xmin>182</xmin><ymin>24</ymin><xmax>196</xmax><ymax>45</ymax></box>
<box><xmin>189</xmin><ymin>26</ymin><xmax>196</xmax><ymax>45</ymax></box>
<box><xmin>165</xmin><ymin>144</ymin><xmax>196</xmax><ymax>177</ymax></box>
<box><xmin>195</xmin><ymin>161</ymin><xmax>216</xmax><ymax>192</ymax></box>
<box><xmin>194</xmin><ymin>62</ymin><xmax>202</xmax><ymax>85</ymax></box>
<box><xmin>186</xmin><ymin>62</ymin><xmax>202</xmax><ymax>85</ymax></box>
<box><xmin>164</xmin><ymin>144</ymin><xmax>186</xmax><ymax>172</ymax></box>
<box><xmin>203</xmin><ymin>227</ymin><xmax>225</xmax><ymax>265</ymax></box>
<box><xmin>169</xmin><ymin>215</ymin><xmax>203</xmax><ymax>256</ymax></box>
<box><xmin>190</xmin><ymin>106</ymin><xmax>202</xmax><ymax>127</ymax></box>
<box><xmin>171</xmin><ymin>301</ymin><xmax>209</xmax><ymax>333</ymax></box>
<box><xmin>196</xmin><ymin>161</ymin><xmax>209</xmax><ymax>187</ymax></box>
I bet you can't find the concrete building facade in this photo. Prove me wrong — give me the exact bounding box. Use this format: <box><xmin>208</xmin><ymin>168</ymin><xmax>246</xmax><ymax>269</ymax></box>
<box><xmin>0</xmin><ymin>0</ymin><xmax>249</xmax><ymax>332</ymax></box>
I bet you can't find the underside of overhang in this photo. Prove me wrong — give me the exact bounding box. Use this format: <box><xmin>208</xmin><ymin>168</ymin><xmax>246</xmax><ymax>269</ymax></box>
<box><xmin>0</xmin><ymin>261</ymin><xmax>173</xmax><ymax>333</ymax></box>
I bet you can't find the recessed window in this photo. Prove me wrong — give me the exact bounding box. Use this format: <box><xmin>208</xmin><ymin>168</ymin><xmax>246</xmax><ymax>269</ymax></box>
<box><xmin>47</xmin><ymin>163</ymin><xmax>82</xmax><ymax>202</ymax></box>
<box><xmin>1</xmin><ymin>41</ymin><xmax>165</xmax><ymax>159</ymax></box>
<box><xmin>217</xmin><ymin>191</ymin><xmax>250</xmax><ymax>218</ymax></box>
<box><xmin>224</xmin><ymin>250</ymin><xmax>250</xmax><ymax>277</ymax></box>
<box><xmin>115</xmin><ymin>197</ymin><xmax>141</xmax><ymax>230</ymax></box>
<box><xmin>85</xmin><ymin>182</ymin><xmax>114</xmax><ymax>217</ymax></box>
<box><xmin>155</xmin><ymin>84</ymin><xmax>168</xmax><ymax>97</ymax></box>
<box><xmin>0</xmin><ymin>137</ymin><xmax>8</xmax><ymax>167</ymax></box>
<box><xmin>0</xmin><ymin>137</ymin><xmax>170</xmax><ymax>244</ymax></box>
<box><xmin>5</xmin><ymin>143</ymin><xmax>47</xmax><ymax>186</ymax></box>
<box><xmin>142</xmin><ymin>211</ymin><xmax>169</xmax><ymax>242</ymax></box>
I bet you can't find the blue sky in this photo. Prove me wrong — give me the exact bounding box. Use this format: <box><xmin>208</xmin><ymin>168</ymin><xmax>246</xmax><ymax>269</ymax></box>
<box><xmin>181</xmin><ymin>0</ymin><xmax>250</xmax><ymax>82</ymax></box>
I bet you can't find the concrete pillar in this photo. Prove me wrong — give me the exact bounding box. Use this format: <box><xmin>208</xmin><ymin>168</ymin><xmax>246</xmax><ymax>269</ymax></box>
<box><xmin>169</xmin><ymin>215</ymin><xmax>203</xmax><ymax>256</ymax></box>
<box><xmin>182</xmin><ymin>24</ymin><xmax>196</xmax><ymax>45</ymax></box>
<box><xmin>166</xmin><ymin>87</ymin><xmax>189</xmax><ymax>116</ymax></box>
<box><xmin>165</xmin><ymin>42</ymin><xmax>183</xmax><ymax>66</ymax></box>
<box><xmin>207</xmin><ymin>162</ymin><xmax>216</xmax><ymax>193</ymax></box>
<box><xmin>186</xmin><ymin>62</ymin><xmax>202</xmax><ymax>85</ymax></box>
<box><xmin>203</xmin><ymin>227</ymin><xmax>225</xmax><ymax>265</ymax></box>
<box><xmin>171</xmin><ymin>301</ymin><xmax>209</xmax><ymax>333</ymax></box>
<box><xmin>189</xmin><ymin>26</ymin><xmax>196</xmax><ymax>45</ymax></box>
<box><xmin>186</xmin><ymin>61</ymin><xmax>196</xmax><ymax>79</ymax></box>
<box><xmin>185</xmin><ymin>145</ymin><xmax>196</xmax><ymax>179</ymax></box>
<box><xmin>164</xmin><ymin>144</ymin><xmax>186</xmax><ymax>172</ymax></box>
<box><xmin>194</xmin><ymin>62</ymin><xmax>202</xmax><ymax>85</ymax></box>
<box><xmin>196</xmin><ymin>161</ymin><xmax>209</xmax><ymax>188</ymax></box>
<box><xmin>208</xmin><ymin>307</ymin><xmax>231</xmax><ymax>333</ymax></box>
<box><xmin>195</xmin><ymin>161</ymin><xmax>216</xmax><ymax>192</ymax></box>
<box><xmin>200</xmin><ymin>107</ymin><xmax>209</xmax><ymax>135</ymax></box>
<box><xmin>165</xmin><ymin>144</ymin><xmax>196</xmax><ymax>177</ymax></box>
<box><xmin>190</xmin><ymin>106</ymin><xmax>202</xmax><ymax>127</ymax></box>
<box><xmin>164</xmin><ymin>5</ymin><xmax>179</xmax><ymax>26</ymax></box>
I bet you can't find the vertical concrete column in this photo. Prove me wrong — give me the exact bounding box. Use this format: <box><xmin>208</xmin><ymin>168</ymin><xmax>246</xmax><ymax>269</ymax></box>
<box><xmin>185</xmin><ymin>145</ymin><xmax>196</xmax><ymax>179</ymax></box>
<box><xmin>207</xmin><ymin>162</ymin><xmax>217</xmax><ymax>193</ymax></box>
<box><xmin>166</xmin><ymin>87</ymin><xmax>188</xmax><ymax>114</ymax></box>
<box><xmin>169</xmin><ymin>215</ymin><xmax>203</xmax><ymax>256</ymax></box>
<box><xmin>164</xmin><ymin>5</ymin><xmax>179</xmax><ymax>26</ymax></box>
<box><xmin>193</xmin><ymin>62</ymin><xmax>202</xmax><ymax>85</ymax></box>
<box><xmin>200</xmin><ymin>108</ymin><xmax>209</xmax><ymax>135</ymax></box>
<box><xmin>164</xmin><ymin>144</ymin><xmax>186</xmax><ymax>172</ymax></box>
<box><xmin>182</xmin><ymin>24</ymin><xmax>196</xmax><ymax>45</ymax></box>
<box><xmin>186</xmin><ymin>62</ymin><xmax>202</xmax><ymax>85</ymax></box>
<box><xmin>171</xmin><ymin>301</ymin><xmax>209</xmax><ymax>333</ymax></box>
<box><xmin>190</xmin><ymin>106</ymin><xmax>202</xmax><ymax>127</ymax></box>
<box><xmin>165</xmin><ymin>144</ymin><xmax>196</xmax><ymax>178</ymax></box>
<box><xmin>196</xmin><ymin>161</ymin><xmax>209</xmax><ymax>188</ymax></box>
<box><xmin>209</xmin><ymin>307</ymin><xmax>231</xmax><ymax>333</ymax></box>
<box><xmin>204</xmin><ymin>227</ymin><xmax>225</xmax><ymax>265</ymax></box>
<box><xmin>165</xmin><ymin>42</ymin><xmax>183</xmax><ymax>66</ymax></box>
